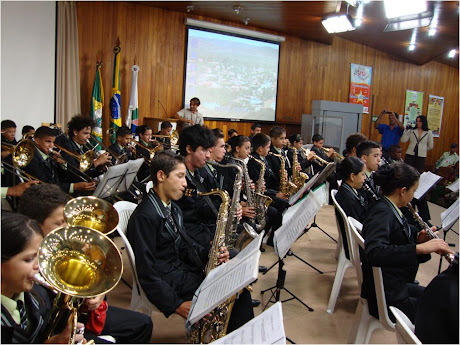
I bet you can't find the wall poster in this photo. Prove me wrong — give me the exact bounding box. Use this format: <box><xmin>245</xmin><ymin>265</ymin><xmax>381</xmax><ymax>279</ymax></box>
<box><xmin>404</xmin><ymin>90</ymin><xmax>424</xmax><ymax>127</ymax></box>
<box><xmin>349</xmin><ymin>63</ymin><xmax>372</xmax><ymax>114</ymax></box>
<box><xmin>426</xmin><ymin>95</ymin><xmax>444</xmax><ymax>138</ymax></box>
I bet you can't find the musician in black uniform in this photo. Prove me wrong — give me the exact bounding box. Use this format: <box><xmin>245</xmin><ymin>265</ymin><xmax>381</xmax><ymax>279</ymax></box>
<box><xmin>311</xmin><ymin>134</ymin><xmax>335</xmax><ymax>174</ymax></box>
<box><xmin>135</xmin><ymin>124</ymin><xmax>154</xmax><ymax>183</ymax></box>
<box><xmin>356</xmin><ymin>140</ymin><xmax>382</xmax><ymax>208</ymax></box>
<box><xmin>287</xmin><ymin>134</ymin><xmax>315</xmax><ymax>173</ymax></box>
<box><xmin>345</xmin><ymin>132</ymin><xmax>367</xmax><ymax>158</ymax></box>
<box><xmin>1</xmin><ymin>119</ymin><xmax>17</xmax><ymax>160</ymax></box>
<box><xmin>334</xmin><ymin>157</ymin><xmax>367</xmax><ymax>259</ymax></box>
<box><xmin>1</xmin><ymin>120</ymin><xmax>18</xmax><ymax>192</ymax></box>
<box><xmin>266</xmin><ymin>126</ymin><xmax>291</xmax><ymax>186</ymax></box>
<box><xmin>127</xmin><ymin>151</ymin><xmax>253</xmax><ymax>332</ymax></box>
<box><xmin>361</xmin><ymin>162</ymin><xmax>453</xmax><ymax>323</ymax></box>
<box><xmin>248</xmin><ymin>123</ymin><xmax>262</xmax><ymax>140</ymax></box>
<box><xmin>108</xmin><ymin>126</ymin><xmax>135</xmax><ymax>166</ymax></box>
<box><xmin>152</xmin><ymin>121</ymin><xmax>172</xmax><ymax>148</ymax></box>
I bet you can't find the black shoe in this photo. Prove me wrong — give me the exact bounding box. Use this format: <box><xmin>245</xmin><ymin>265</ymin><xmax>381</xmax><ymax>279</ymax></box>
<box><xmin>260</xmin><ymin>247</ymin><xmax>266</xmax><ymax>252</ymax></box>
<box><xmin>259</xmin><ymin>265</ymin><xmax>268</xmax><ymax>273</ymax></box>
<box><xmin>414</xmin><ymin>280</ymin><xmax>420</xmax><ymax>285</ymax></box>
<box><xmin>251</xmin><ymin>299</ymin><xmax>261</xmax><ymax>307</ymax></box>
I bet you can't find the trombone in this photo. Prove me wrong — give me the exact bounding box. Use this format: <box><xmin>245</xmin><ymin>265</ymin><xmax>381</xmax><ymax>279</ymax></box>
<box><xmin>52</xmin><ymin>144</ymin><xmax>95</xmax><ymax>173</ymax></box>
<box><xmin>85</xmin><ymin>133</ymin><xmax>127</xmax><ymax>167</ymax></box>
<box><xmin>129</xmin><ymin>139</ymin><xmax>163</xmax><ymax>166</ymax></box>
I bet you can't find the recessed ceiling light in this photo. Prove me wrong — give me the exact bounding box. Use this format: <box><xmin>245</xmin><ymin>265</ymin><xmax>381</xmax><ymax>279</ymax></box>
<box><xmin>448</xmin><ymin>49</ymin><xmax>457</xmax><ymax>58</ymax></box>
<box><xmin>384</xmin><ymin>0</ymin><xmax>427</xmax><ymax>19</ymax></box>
<box><xmin>428</xmin><ymin>28</ymin><xmax>436</xmax><ymax>36</ymax></box>
<box><xmin>322</xmin><ymin>15</ymin><xmax>356</xmax><ymax>33</ymax></box>
<box><xmin>408</xmin><ymin>44</ymin><xmax>416</xmax><ymax>51</ymax></box>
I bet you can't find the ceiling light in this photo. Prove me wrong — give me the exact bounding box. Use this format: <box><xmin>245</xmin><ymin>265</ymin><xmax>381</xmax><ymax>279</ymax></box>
<box><xmin>384</xmin><ymin>16</ymin><xmax>432</xmax><ymax>32</ymax></box>
<box><xmin>410</xmin><ymin>29</ymin><xmax>417</xmax><ymax>45</ymax></box>
<box><xmin>186</xmin><ymin>5</ymin><xmax>194</xmax><ymax>13</ymax></box>
<box><xmin>355</xmin><ymin>3</ymin><xmax>364</xmax><ymax>27</ymax></box>
<box><xmin>243</xmin><ymin>18</ymin><xmax>250</xmax><ymax>25</ymax></box>
<box><xmin>448</xmin><ymin>49</ymin><xmax>456</xmax><ymax>58</ymax></box>
<box><xmin>408</xmin><ymin>44</ymin><xmax>416</xmax><ymax>51</ymax></box>
<box><xmin>384</xmin><ymin>0</ymin><xmax>427</xmax><ymax>19</ymax></box>
<box><xmin>322</xmin><ymin>15</ymin><xmax>356</xmax><ymax>33</ymax></box>
<box><xmin>345</xmin><ymin>0</ymin><xmax>357</xmax><ymax>7</ymax></box>
<box><xmin>428</xmin><ymin>28</ymin><xmax>436</xmax><ymax>36</ymax></box>
<box><xmin>233</xmin><ymin>5</ymin><xmax>243</xmax><ymax>15</ymax></box>
<box><xmin>428</xmin><ymin>4</ymin><xmax>439</xmax><ymax>36</ymax></box>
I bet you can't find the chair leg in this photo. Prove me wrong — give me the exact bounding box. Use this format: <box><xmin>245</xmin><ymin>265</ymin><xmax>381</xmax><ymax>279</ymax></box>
<box><xmin>335</xmin><ymin>235</ymin><xmax>342</xmax><ymax>261</ymax></box>
<box><xmin>327</xmin><ymin>248</ymin><xmax>352</xmax><ymax>314</ymax></box>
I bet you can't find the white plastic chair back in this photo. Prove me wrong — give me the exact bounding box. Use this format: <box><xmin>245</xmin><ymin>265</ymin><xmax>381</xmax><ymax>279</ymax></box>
<box><xmin>331</xmin><ymin>190</ymin><xmax>355</xmax><ymax>262</ymax></box>
<box><xmin>348</xmin><ymin>217</ymin><xmax>364</xmax><ymax>287</ymax></box>
<box><xmin>145</xmin><ymin>180</ymin><xmax>153</xmax><ymax>193</ymax></box>
<box><xmin>389</xmin><ymin>306</ymin><xmax>421</xmax><ymax>344</ymax></box>
<box><xmin>372</xmin><ymin>266</ymin><xmax>396</xmax><ymax>331</ymax></box>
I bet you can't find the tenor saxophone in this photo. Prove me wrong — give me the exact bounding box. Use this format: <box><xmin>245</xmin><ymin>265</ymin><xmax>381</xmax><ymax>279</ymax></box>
<box><xmin>249</xmin><ymin>155</ymin><xmax>273</xmax><ymax>232</ymax></box>
<box><xmin>269</xmin><ymin>152</ymin><xmax>298</xmax><ymax>197</ymax></box>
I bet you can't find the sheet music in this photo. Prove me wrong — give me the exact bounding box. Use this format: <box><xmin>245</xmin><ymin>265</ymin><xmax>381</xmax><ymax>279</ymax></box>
<box><xmin>187</xmin><ymin>234</ymin><xmax>263</xmax><ymax>325</ymax></box>
<box><xmin>288</xmin><ymin>172</ymin><xmax>319</xmax><ymax>205</ymax></box>
<box><xmin>441</xmin><ymin>198</ymin><xmax>459</xmax><ymax>230</ymax></box>
<box><xmin>312</xmin><ymin>162</ymin><xmax>336</xmax><ymax>187</ymax></box>
<box><xmin>413</xmin><ymin>171</ymin><xmax>442</xmax><ymax>200</ymax></box>
<box><xmin>312</xmin><ymin>183</ymin><xmax>328</xmax><ymax>206</ymax></box>
<box><xmin>274</xmin><ymin>192</ymin><xmax>322</xmax><ymax>259</ymax></box>
<box><xmin>447</xmin><ymin>178</ymin><xmax>459</xmax><ymax>192</ymax></box>
<box><xmin>212</xmin><ymin>302</ymin><xmax>286</xmax><ymax>344</ymax></box>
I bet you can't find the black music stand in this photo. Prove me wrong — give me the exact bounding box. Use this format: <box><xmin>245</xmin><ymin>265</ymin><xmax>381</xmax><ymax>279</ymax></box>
<box><xmin>437</xmin><ymin>199</ymin><xmax>459</xmax><ymax>274</ymax></box>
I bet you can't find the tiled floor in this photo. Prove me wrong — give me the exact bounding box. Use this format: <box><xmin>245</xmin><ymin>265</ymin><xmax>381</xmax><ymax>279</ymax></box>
<box><xmin>107</xmin><ymin>202</ymin><xmax>458</xmax><ymax>343</ymax></box>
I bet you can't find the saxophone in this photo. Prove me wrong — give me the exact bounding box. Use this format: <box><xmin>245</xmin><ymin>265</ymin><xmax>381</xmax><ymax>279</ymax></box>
<box><xmin>249</xmin><ymin>155</ymin><xmax>273</xmax><ymax>232</ymax></box>
<box><xmin>291</xmin><ymin>148</ymin><xmax>309</xmax><ymax>190</ymax></box>
<box><xmin>270</xmin><ymin>152</ymin><xmax>297</xmax><ymax>196</ymax></box>
<box><xmin>207</xmin><ymin>160</ymin><xmax>242</xmax><ymax>250</ymax></box>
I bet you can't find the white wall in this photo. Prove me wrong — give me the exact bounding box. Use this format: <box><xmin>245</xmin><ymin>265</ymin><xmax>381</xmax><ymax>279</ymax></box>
<box><xmin>1</xmin><ymin>1</ymin><xmax>55</xmax><ymax>139</ymax></box>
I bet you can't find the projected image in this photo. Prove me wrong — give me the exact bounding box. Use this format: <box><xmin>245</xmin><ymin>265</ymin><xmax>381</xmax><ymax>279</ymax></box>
<box><xmin>184</xmin><ymin>28</ymin><xmax>280</xmax><ymax>122</ymax></box>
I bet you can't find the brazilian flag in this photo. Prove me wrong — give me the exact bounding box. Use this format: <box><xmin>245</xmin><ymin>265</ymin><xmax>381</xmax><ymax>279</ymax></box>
<box><xmin>109</xmin><ymin>45</ymin><xmax>121</xmax><ymax>144</ymax></box>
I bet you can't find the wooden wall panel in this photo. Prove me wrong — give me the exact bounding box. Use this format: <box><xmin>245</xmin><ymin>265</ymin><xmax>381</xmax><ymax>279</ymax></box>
<box><xmin>77</xmin><ymin>2</ymin><xmax>458</xmax><ymax>167</ymax></box>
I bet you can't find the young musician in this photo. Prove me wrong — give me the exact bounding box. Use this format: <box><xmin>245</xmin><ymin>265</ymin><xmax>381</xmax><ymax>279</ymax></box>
<box><xmin>21</xmin><ymin>126</ymin><xmax>35</xmax><ymax>140</ymax></box>
<box><xmin>248</xmin><ymin>123</ymin><xmax>262</xmax><ymax>140</ymax></box>
<box><xmin>287</xmin><ymin>134</ymin><xmax>315</xmax><ymax>172</ymax></box>
<box><xmin>108</xmin><ymin>126</ymin><xmax>135</xmax><ymax>166</ymax></box>
<box><xmin>356</xmin><ymin>140</ymin><xmax>382</xmax><ymax>206</ymax></box>
<box><xmin>152</xmin><ymin>121</ymin><xmax>173</xmax><ymax>148</ymax></box>
<box><xmin>17</xmin><ymin>184</ymin><xmax>153</xmax><ymax>343</ymax></box>
<box><xmin>127</xmin><ymin>151</ymin><xmax>253</xmax><ymax>331</ymax></box>
<box><xmin>174</xmin><ymin>97</ymin><xmax>204</xmax><ymax>129</ymax></box>
<box><xmin>228</xmin><ymin>129</ymin><xmax>238</xmax><ymax>139</ymax></box>
<box><xmin>361</xmin><ymin>162</ymin><xmax>453</xmax><ymax>323</ymax></box>
<box><xmin>1</xmin><ymin>120</ymin><xmax>17</xmax><ymax>159</ymax></box>
<box><xmin>381</xmin><ymin>144</ymin><xmax>403</xmax><ymax>166</ymax></box>
<box><xmin>135</xmin><ymin>125</ymin><xmax>154</xmax><ymax>182</ymax></box>
<box><xmin>345</xmin><ymin>132</ymin><xmax>367</xmax><ymax>158</ymax></box>
<box><xmin>1</xmin><ymin>212</ymin><xmax>86</xmax><ymax>344</ymax></box>
<box><xmin>266</xmin><ymin>126</ymin><xmax>291</xmax><ymax>186</ymax></box>
<box><xmin>311</xmin><ymin>134</ymin><xmax>334</xmax><ymax>174</ymax></box>
<box><xmin>334</xmin><ymin>157</ymin><xmax>367</xmax><ymax>259</ymax></box>
<box><xmin>23</xmin><ymin>126</ymin><xmax>95</xmax><ymax>194</ymax></box>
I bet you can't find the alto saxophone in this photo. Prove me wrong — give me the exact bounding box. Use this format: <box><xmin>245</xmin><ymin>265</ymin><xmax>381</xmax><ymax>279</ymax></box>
<box><xmin>186</xmin><ymin>189</ymin><xmax>237</xmax><ymax>344</ymax></box>
<box><xmin>249</xmin><ymin>155</ymin><xmax>273</xmax><ymax>232</ymax></box>
<box><xmin>269</xmin><ymin>152</ymin><xmax>298</xmax><ymax>197</ymax></box>
<box><xmin>207</xmin><ymin>160</ymin><xmax>242</xmax><ymax>250</ymax></box>
<box><xmin>291</xmin><ymin>148</ymin><xmax>309</xmax><ymax>190</ymax></box>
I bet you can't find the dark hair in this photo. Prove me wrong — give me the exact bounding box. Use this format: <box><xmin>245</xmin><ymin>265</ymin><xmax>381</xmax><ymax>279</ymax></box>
<box><xmin>68</xmin><ymin>115</ymin><xmax>94</xmax><ymax>138</ymax></box>
<box><xmin>150</xmin><ymin>151</ymin><xmax>185</xmax><ymax>185</ymax></box>
<box><xmin>116</xmin><ymin>126</ymin><xmax>132</xmax><ymax>138</ymax></box>
<box><xmin>190</xmin><ymin>97</ymin><xmax>201</xmax><ymax>106</ymax></box>
<box><xmin>160</xmin><ymin>121</ymin><xmax>172</xmax><ymax>130</ymax></box>
<box><xmin>228</xmin><ymin>135</ymin><xmax>250</xmax><ymax>153</ymax></box>
<box><xmin>336</xmin><ymin>157</ymin><xmax>365</xmax><ymax>181</ymax></box>
<box><xmin>136</xmin><ymin>125</ymin><xmax>151</xmax><ymax>135</ymax></box>
<box><xmin>289</xmin><ymin>134</ymin><xmax>302</xmax><ymax>145</ymax></box>
<box><xmin>416</xmin><ymin>115</ymin><xmax>429</xmax><ymax>131</ymax></box>
<box><xmin>22</xmin><ymin>125</ymin><xmax>35</xmax><ymax>135</ymax></box>
<box><xmin>251</xmin><ymin>123</ymin><xmax>262</xmax><ymax>131</ymax></box>
<box><xmin>312</xmin><ymin>134</ymin><xmax>323</xmax><ymax>143</ymax></box>
<box><xmin>34</xmin><ymin>126</ymin><xmax>58</xmax><ymax>139</ymax></box>
<box><xmin>389</xmin><ymin>144</ymin><xmax>402</xmax><ymax>154</ymax></box>
<box><xmin>1</xmin><ymin>120</ymin><xmax>17</xmax><ymax>130</ymax></box>
<box><xmin>356</xmin><ymin>140</ymin><xmax>381</xmax><ymax>158</ymax></box>
<box><xmin>251</xmin><ymin>133</ymin><xmax>270</xmax><ymax>152</ymax></box>
<box><xmin>17</xmin><ymin>184</ymin><xmax>70</xmax><ymax>225</ymax></box>
<box><xmin>228</xmin><ymin>129</ymin><xmax>238</xmax><ymax>137</ymax></box>
<box><xmin>374</xmin><ymin>162</ymin><xmax>420</xmax><ymax>195</ymax></box>
<box><xmin>179</xmin><ymin>124</ymin><xmax>215</xmax><ymax>156</ymax></box>
<box><xmin>345</xmin><ymin>133</ymin><xmax>367</xmax><ymax>154</ymax></box>
<box><xmin>269</xmin><ymin>126</ymin><xmax>286</xmax><ymax>139</ymax></box>
<box><xmin>2</xmin><ymin>212</ymin><xmax>43</xmax><ymax>262</ymax></box>
<box><xmin>451</xmin><ymin>143</ymin><xmax>458</xmax><ymax>149</ymax></box>
<box><xmin>212</xmin><ymin>128</ymin><xmax>224</xmax><ymax>139</ymax></box>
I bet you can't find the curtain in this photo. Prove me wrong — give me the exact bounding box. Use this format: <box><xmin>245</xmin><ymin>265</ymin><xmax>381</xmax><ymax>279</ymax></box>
<box><xmin>56</xmin><ymin>1</ymin><xmax>81</xmax><ymax>127</ymax></box>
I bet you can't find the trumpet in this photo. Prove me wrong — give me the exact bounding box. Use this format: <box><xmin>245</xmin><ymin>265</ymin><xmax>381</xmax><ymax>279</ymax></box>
<box><xmin>151</xmin><ymin>129</ymin><xmax>179</xmax><ymax>145</ymax></box>
<box><xmin>322</xmin><ymin>147</ymin><xmax>344</xmax><ymax>161</ymax></box>
<box><xmin>129</xmin><ymin>139</ymin><xmax>162</xmax><ymax>166</ymax></box>
<box><xmin>301</xmin><ymin>147</ymin><xmax>329</xmax><ymax>166</ymax></box>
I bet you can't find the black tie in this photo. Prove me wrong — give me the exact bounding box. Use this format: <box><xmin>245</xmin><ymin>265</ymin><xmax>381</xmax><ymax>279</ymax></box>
<box><xmin>165</xmin><ymin>205</ymin><xmax>178</xmax><ymax>233</ymax></box>
<box><xmin>16</xmin><ymin>300</ymin><xmax>27</xmax><ymax>330</ymax></box>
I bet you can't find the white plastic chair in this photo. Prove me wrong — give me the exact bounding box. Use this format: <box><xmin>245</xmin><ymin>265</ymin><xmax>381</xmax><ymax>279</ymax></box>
<box><xmin>327</xmin><ymin>189</ymin><xmax>355</xmax><ymax>314</ymax></box>
<box><xmin>113</xmin><ymin>201</ymin><xmax>161</xmax><ymax>316</ymax></box>
<box><xmin>347</xmin><ymin>217</ymin><xmax>395</xmax><ymax>343</ymax></box>
<box><xmin>145</xmin><ymin>180</ymin><xmax>153</xmax><ymax>193</ymax></box>
<box><xmin>389</xmin><ymin>306</ymin><xmax>421</xmax><ymax>344</ymax></box>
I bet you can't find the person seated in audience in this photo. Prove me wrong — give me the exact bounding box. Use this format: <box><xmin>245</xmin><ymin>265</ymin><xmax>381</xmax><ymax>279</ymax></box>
<box><xmin>23</xmin><ymin>126</ymin><xmax>95</xmax><ymax>194</ymax></box>
<box><xmin>55</xmin><ymin>115</ymin><xmax>112</xmax><ymax>181</ymax></box>
<box><xmin>1</xmin><ymin>120</ymin><xmax>17</xmax><ymax>159</ymax></box>
<box><xmin>361</xmin><ymin>162</ymin><xmax>453</xmax><ymax>323</ymax></box>
<box><xmin>434</xmin><ymin>143</ymin><xmax>458</xmax><ymax>172</ymax></box>
<box><xmin>174</xmin><ymin>97</ymin><xmax>204</xmax><ymax>129</ymax></box>
<box><xmin>287</xmin><ymin>134</ymin><xmax>315</xmax><ymax>172</ymax></box>
<box><xmin>388</xmin><ymin>144</ymin><xmax>403</xmax><ymax>163</ymax></box>
<box><xmin>248</xmin><ymin>123</ymin><xmax>262</xmax><ymax>140</ymax></box>
<box><xmin>228</xmin><ymin>129</ymin><xmax>238</xmax><ymax>139</ymax></box>
<box><xmin>345</xmin><ymin>132</ymin><xmax>367</xmax><ymax>158</ymax></box>
<box><xmin>108</xmin><ymin>126</ymin><xmax>135</xmax><ymax>165</ymax></box>
<box><xmin>310</xmin><ymin>134</ymin><xmax>335</xmax><ymax>174</ymax></box>
<box><xmin>1</xmin><ymin>212</ymin><xmax>86</xmax><ymax>344</ymax></box>
<box><xmin>17</xmin><ymin>184</ymin><xmax>153</xmax><ymax>343</ymax></box>
<box><xmin>415</xmin><ymin>252</ymin><xmax>458</xmax><ymax>344</ymax></box>
<box><xmin>127</xmin><ymin>151</ymin><xmax>253</xmax><ymax>331</ymax></box>
<box><xmin>356</xmin><ymin>140</ymin><xmax>382</xmax><ymax>207</ymax></box>
<box><xmin>334</xmin><ymin>157</ymin><xmax>367</xmax><ymax>259</ymax></box>
<box><xmin>21</xmin><ymin>125</ymin><xmax>35</xmax><ymax>140</ymax></box>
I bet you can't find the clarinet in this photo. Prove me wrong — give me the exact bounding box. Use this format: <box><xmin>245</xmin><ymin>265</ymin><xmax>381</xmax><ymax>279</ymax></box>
<box><xmin>362</xmin><ymin>181</ymin><xmax>380</xmax><ymax>201</ymax></box>
<box><xmin>407</xmin><ymin>203</ymin><xmax>454</xmax><ymax>264</ymax></box>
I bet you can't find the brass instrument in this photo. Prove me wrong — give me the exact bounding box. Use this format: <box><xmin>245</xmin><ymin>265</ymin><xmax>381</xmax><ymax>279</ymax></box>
<box><xmin>53</xmin><ymin>143</ymin><xmax>95</xmax><ymax>173</ymax></box>
<box><xmin>23</xmin><ymin>132</ymin><xmax>35</xmax><ymax>140</ymax></box>
<box><xmin>2</xmin><ymin>139</ymin><xmax>36</xmax><ymax>168</ymax></box>
<box><xmin>322</xmin><ymin>147</ymin><xmax>344</xmax><ymax>161</ymax></box>
<box><xmin>187</xmin><ymin>189</ymin><xmax>236</xmax><ymax>343</ymax></box>
<box><xmin>1</xmin><ymin>160</ymin><xmax>45</xmax><ymax>184</ymax></box>
<box><xmin>37</xmin><ymin>226</ymin><xmax>123</xmax><ymax>344</ymax></box>
<box><xmin>407</xmin><ymin>203</ymin><xmax>454</xmax><ymax>264</ymax></box>
<box><xmin>151</xmin><ymin>129</ymin><xmax>179</xmax><ymax>146</ymax></box>
<box><xmin>129</xmin><ymin>138</ymin><xmax>163</xmax><ymax>166</ymax></box>
<box><xmin>291</xmin><ymin>148</ymin><xmax>309</xmax><ymax>190</ymax></box>
<box><xmin>301</xmin><ymin>147</ymin><xmax>329</xmax><ymax>166</ymax></box>
<box><xmin>269</xmin><ymin>152</ymin><xmax>297</xmax><ymax>197</ymax></box>
<box><xmin>87</xmin><ymin>133</ymin><xmax>127</xmax><ymax>167</ymax></box>
<box><xmin>249</xmin><ymin>155</ymin><xmax>273</xmax><ymax>232</ymax></box>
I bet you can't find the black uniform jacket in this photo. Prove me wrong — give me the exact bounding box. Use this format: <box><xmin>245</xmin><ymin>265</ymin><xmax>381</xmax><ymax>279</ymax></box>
<box><xmin>265</xmin><ymin>144</ymin><xmax>290</xmax><ymax>187</ymax></box>
<box><xmin>127</xmin><ymin>190</ymin><xmax>207</xmax><ymax>317</ymax></box>
<box><xmin>287</xmin><ymin>148</ymin><xmax>312</xmax><ymax>172</ymax></box>
<box><xmin>362</xmin><ymin>198</ymin><xmax>430</xmax><ymax>317</ymax></box>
